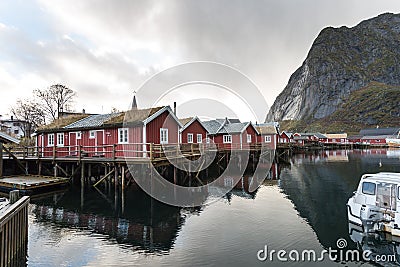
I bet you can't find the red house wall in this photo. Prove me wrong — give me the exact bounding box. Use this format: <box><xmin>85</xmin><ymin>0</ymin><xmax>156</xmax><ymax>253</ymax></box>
<box><xmin>181</xmin><ymin>120</ymin><xmax>207</xmax><ymax>143</ymax></box>
<box><xmin>241</xmin><ymin>125</ymin><xmax>257</xmax><ymax>148</ymax></box>
<box><xmin>146</xmin><ymin>111</ymin><xmax>179</xmax><ymax>144</ymax></box>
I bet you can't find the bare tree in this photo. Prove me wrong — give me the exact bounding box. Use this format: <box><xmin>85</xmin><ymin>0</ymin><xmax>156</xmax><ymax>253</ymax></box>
<box><xmin>10</xmin><ymin>99</ymin><xmax>46</xmax><ymax>137</ymax></box>
<box><xmin>34</xmin><ymin>84</ymin><xmax>76</xmax><ymax>121</ymax></box>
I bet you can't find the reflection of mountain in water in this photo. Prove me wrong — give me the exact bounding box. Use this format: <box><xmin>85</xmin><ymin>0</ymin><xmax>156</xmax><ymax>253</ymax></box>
<box><xmin>279</xmin><ymin>150</ymin><xmax>400</xmax><ymax>249</ymax></box>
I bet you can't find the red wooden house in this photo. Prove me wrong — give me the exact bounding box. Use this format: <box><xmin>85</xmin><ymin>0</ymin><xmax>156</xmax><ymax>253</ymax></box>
<box><xmin>179</xmin><ymin>117</ymin><xmax>208</xmax><ymax>144</ymax></box>
<box><xmin>202</xmin><ymin>118</ymin><xmax>259</xmax><ymax>149</ymax></box>
<box><xmin>255</xmin><ymin>124</ymin><xmax>278</xmax><ymax>149</ymax></box>
<box><xmin>278</xmin><ymin>131</ymin><xmax>293</xmax><ymax>144</ymax></box>
<box><xmin>35</xmin><ymin>105</ymin><xmax>182</xmax><ymax>159</ymax></box>
<box><xmin>322</xmin><ymin>133</ymin><xmax>348</xmax><ymax>144</ymax></box>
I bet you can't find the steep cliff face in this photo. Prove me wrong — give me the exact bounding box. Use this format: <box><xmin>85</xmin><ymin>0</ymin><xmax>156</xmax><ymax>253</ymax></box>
<box><xmin>266</xmin><ymin>13</ymin><xmax>400</xmax><ymax>122</ymax></box>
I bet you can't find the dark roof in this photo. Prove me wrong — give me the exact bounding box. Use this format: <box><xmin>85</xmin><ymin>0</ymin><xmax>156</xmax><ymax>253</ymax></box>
<box><xmin>361</xmin><ymin>135</ymin><xmax>396</xmax><ymax>140</ymax></box>
<box><xmin>37</xmin><ymin>114</ymin><xmax>90</xmax><ymax>132</ymax></box>
<box><xmin>359</xmin><ymin>127</ymin><xmax>400</xmax><ymax>136</ymax></box>
<box><xmin>203</xmin><ymin>120</ymin><xmax>224</xmax><ymax>135</ymax></box>
<box><xmin>65</xmin><ymin>113</ymin><xmax>120</xmax><ymax>129</ymax></box>
<box><xmin>215</xmin><ymin>118</ymin><xmax>241</xmax><ymax>124</ymax></box>
<box><xmin>297</xmin><ymin>132</ymin><xmax>327</xmax><ymax>139</ymax></box>
<box><xmin>220</xmin><ymin>122</ymin><xmax>249</xmax><ymax>134</ymax></box>
<box><xmin>203</xmin><ymin>119</ymin><xmax>251</xmax><ymax>135</ymax></box>
<box><xmin>348</xmin><ymin>135</ymin><xmax>362</xmax><ymax>140</ymax></box>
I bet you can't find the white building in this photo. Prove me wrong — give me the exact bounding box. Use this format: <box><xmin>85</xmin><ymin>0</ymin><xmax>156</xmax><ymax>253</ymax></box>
<box><xmin>0</xmin><ymin>115</ymin><xmax>29</xmax><ymax>139</ymax></box>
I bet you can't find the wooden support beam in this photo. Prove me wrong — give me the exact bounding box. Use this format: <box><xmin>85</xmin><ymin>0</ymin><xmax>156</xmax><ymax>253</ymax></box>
<box><xmin>93</xmin><ymin>169</ymin><xmax>115</xmax><ymax>187</ymax></box>
<box><xmin>56</xmin><ymin>164</ymin><xmax>69</xmax><ymax>177</ymax></box>
<box><xmin>114</xmin><ymin>165</ymin><xmax>119</xmax><ymax>188</ymax></box>
<box><xmin>121</xmin><ymin>165</ymin><xmax>125</xmax><ymax>190</ymax></box>
<box><xmin>68</xmin><ymin>163</ymin><xmax>81</xmax><ymax>181</ymax></box>
<box><xmin>38</xmin><ymin>161</ymin><xmax>42</xmax><ymax>176</ymax></box>
<box><xmin>0</xmin><ymin>143</ymin><xmax>3</xmax><ymax>178</ymax></box>
<box><xmin>88</xmin><ymin>164</ymin><xmax>92</xmax><ymax>179</ymax></box>
<box><xmin>2</xmin><ymin>146</ymin><xmax>27</xmax><ymax>175</ymax></box>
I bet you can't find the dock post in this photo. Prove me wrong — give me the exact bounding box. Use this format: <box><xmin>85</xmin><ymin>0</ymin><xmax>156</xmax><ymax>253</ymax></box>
<box><xmin>81</xmin><ymin>162</ymin><xmax>85</xmax><ymax>209</ymax></box>
<box><xmin>71</xmin><ymin>164</ymin><xmax>75</xmax><ymax>183</ymax></box>
<box><xmin>38</xmin><ymin>161</ymin><xmax>42</xmax><ymax>176</ymax></box>
<box><xmin>54</xmin><ymin>164</ymin><xmax>58</xmax><ymax>177</ymax></box>
<box><xmin>173</xmin><ymin>166</ymin><xmax>177</xmax><ymax>184</ymax></box>
<box><xmin>104</xmin><ymin>165</ymin><xmax>108</xmax><ymax>191</ymax></box>
<box><xmin>9</xmin><ymin>190</ymin><xmax>20</xmax><ymax>204</ymax></box>
<box><xmin>88</xmin><ymin>164</ymin><xmax>92</xmax><ymax>183</ymax></box>
<box><xmin>121</xmin><ymin>165</ymin><xmax>125</xmax><ymax>191</ymax></box>
<box><xmin>114</xmin><ymin>165</ymin><xmax>119</xmax><ymax>211</ymax></box>
<box><xmin>0</xmin><ymin>142</ymin><xmax>3</xmax><ymax>178</ymax></box>
<box><xmin>121</xmin><ymin>165</ymin><xmax>125</xmax><ymax>214</ymax></box>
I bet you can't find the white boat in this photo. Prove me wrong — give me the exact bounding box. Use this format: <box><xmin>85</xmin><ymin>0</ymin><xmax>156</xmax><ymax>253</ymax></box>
<box><xmin>347</xmin><ymin>172</ymin><xmax>400</xmax><ymax>236</ymax></box>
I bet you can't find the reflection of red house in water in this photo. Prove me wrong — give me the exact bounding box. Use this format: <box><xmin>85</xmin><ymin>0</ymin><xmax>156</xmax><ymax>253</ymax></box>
<box><xmin>33</xmin><ymin>204</ymin><xmax>181</xmax><ymax>252</ymax></box>
<box><xmin>35</xmin><ymin>100</ymin><xmax>182</xmax><ymax>158</ymax></box>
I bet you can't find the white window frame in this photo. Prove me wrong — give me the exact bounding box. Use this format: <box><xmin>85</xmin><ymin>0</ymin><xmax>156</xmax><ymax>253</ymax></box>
<box><xmin>265</xmin><ymin>136</ymin><xmax>271</xmax><ymax>143</ymax></box>
<box><xmin>89</xmin><ymin>130</ymin><xmax>96</xmax><ymax>139</ymax></box>
<box><xmin>57</xmin><ymin>133</ymin><xmax>64</xmax><ymax>147</ymax></box>
<box><xmin>118</xmin><ymin>128</ymin><xmax>129</xmax><ymax>144</ymax></box>
<box><xmin>197</xmin><ymin>134</ymin><xmax>202</xmax><ymax>143</ymax></box>
<box><xmin>223</xmin><ymin>135</ymin><xmax>232</xmax><ymax>144</ymax></box>
<box><xmin>48</xmin><ymin>133</ymin><xmax>54</xmax><ymax>147</ymax></box>
<box><xmin>206</xmin><ymin>137</ymin><xmax>211</xmax><ymax>144</ymax></box>
<box><xmin>187</xmin><ymin>133</ymin><xmax>193</xmax><ymax>143</ymax></box>
<box><xmin>160</xmin><ymin>128</ymin><xmax>168</xmax><ymax>144</ymax></box>
<box><xmin>247</xmin><ymin>134</ymin><xmax>252</xmax><ymax>143</ymax></box>
<box><xmin>76</xmin><ymin>132</ymin><xmax>82</xmax><ymax>140</ymax></box>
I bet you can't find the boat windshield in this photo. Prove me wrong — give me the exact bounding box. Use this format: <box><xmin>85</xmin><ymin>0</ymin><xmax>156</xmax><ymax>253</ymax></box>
<box><xmin>362</xmin><ymin>182</ymin><xmax>376</xmax><ymax>195</ymax></box>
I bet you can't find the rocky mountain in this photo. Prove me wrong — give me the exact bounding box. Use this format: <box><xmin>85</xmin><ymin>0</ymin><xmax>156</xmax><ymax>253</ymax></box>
<box><xmin>266</xmin><ymin>13</ymin><xmax>400</xmax><ymax>124</ymax></box>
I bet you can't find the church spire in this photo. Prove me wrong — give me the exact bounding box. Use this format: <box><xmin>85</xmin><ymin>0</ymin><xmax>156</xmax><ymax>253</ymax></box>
<box><xmin>131</xmin><ymin>91</ymin><xmax>137</xmax><ymax>110</ymax></box>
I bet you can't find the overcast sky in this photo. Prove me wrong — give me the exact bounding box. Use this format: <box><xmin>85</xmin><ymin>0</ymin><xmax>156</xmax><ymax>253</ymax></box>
<box><xmin>0</xmin><ymin>0</ymin><xmax>399</xmax><ymax>121</ymax></box>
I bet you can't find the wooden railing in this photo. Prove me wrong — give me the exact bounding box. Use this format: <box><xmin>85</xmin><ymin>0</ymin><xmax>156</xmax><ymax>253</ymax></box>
<box><xmin>0</xmin><ymin>195</ymin><xmax>29</xmax><ymax>267</ymax></box>
<box><xmin>3</xmin><ymin>143</ymin><xmax>266</xmax><ymax>161</ymax></box>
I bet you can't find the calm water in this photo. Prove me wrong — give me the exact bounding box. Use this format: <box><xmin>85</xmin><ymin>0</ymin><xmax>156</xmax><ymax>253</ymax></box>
<box><xmin>25</xmin><ymin>149</ymin><xmax>400</xmax><ymax>266</ymax></box>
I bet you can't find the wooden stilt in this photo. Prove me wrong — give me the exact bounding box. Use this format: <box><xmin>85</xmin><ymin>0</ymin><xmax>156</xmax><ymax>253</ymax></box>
<box><xmin>38</xmin><ymin>161</ymin><xmax>42</xmax><ymax>176</ymax></box>
<box><xmin>54</xmin><ymin>164</ymin><xmax>57</xmax><ymax>177</ymax></box>
<box><xmin>81</xmin><ymin>162</ymin><xmax>85</xmax><ymax>209</ymax></box>
<box><xmin>114</xmin><ymin>165</ymin><xmax>119</xmax><ymax>211</ymax></box>
<box><xmin>88</xmin><ymin>164</ymin><xmax>92</xmax><ymax>180</ymax></box>
<box><xmin>25</xmin><ymin>161</ymin><xmax>29</xmax><ymax>175</ymax></box>
<box><xmin>0</xmin><ymin>143</ymin><xmax>3</xmax><ymax>178</ymax></box>
<box><xmin>121</xmin><ymin>165</ymin><xmax>125</xmax><ymax>190</ymax></box>
<box><xmin>121</xmin><ymin>165</ymin><xmax>125</xmax><ymax>214</ymax></box>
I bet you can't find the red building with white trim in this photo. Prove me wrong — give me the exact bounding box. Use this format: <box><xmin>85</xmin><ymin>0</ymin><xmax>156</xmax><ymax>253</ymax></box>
<box><xmin>255</xmin><ymin>124</ymin><xmax>278</xmax><ymax>149</ymax></box>
<box><xmin>202</xmin><ymin>118</ymin><xmax>259</xmax><ymax>149</ymax></box>
<box><xmin>179</xmin><ymin>117</ymin><xmax>208</xmax><ymax>144</ymax></box>
<box><xmin>35</xmin><ymin>105</ymin><xmax>182</xmax><ymax>158</ymax></box>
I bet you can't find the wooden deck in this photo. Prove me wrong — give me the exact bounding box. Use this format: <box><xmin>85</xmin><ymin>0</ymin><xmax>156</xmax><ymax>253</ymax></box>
<box><xmin>0</xmin><ymin>175</ymin><xmax>69</xmax><ymax>194</ymax></box>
